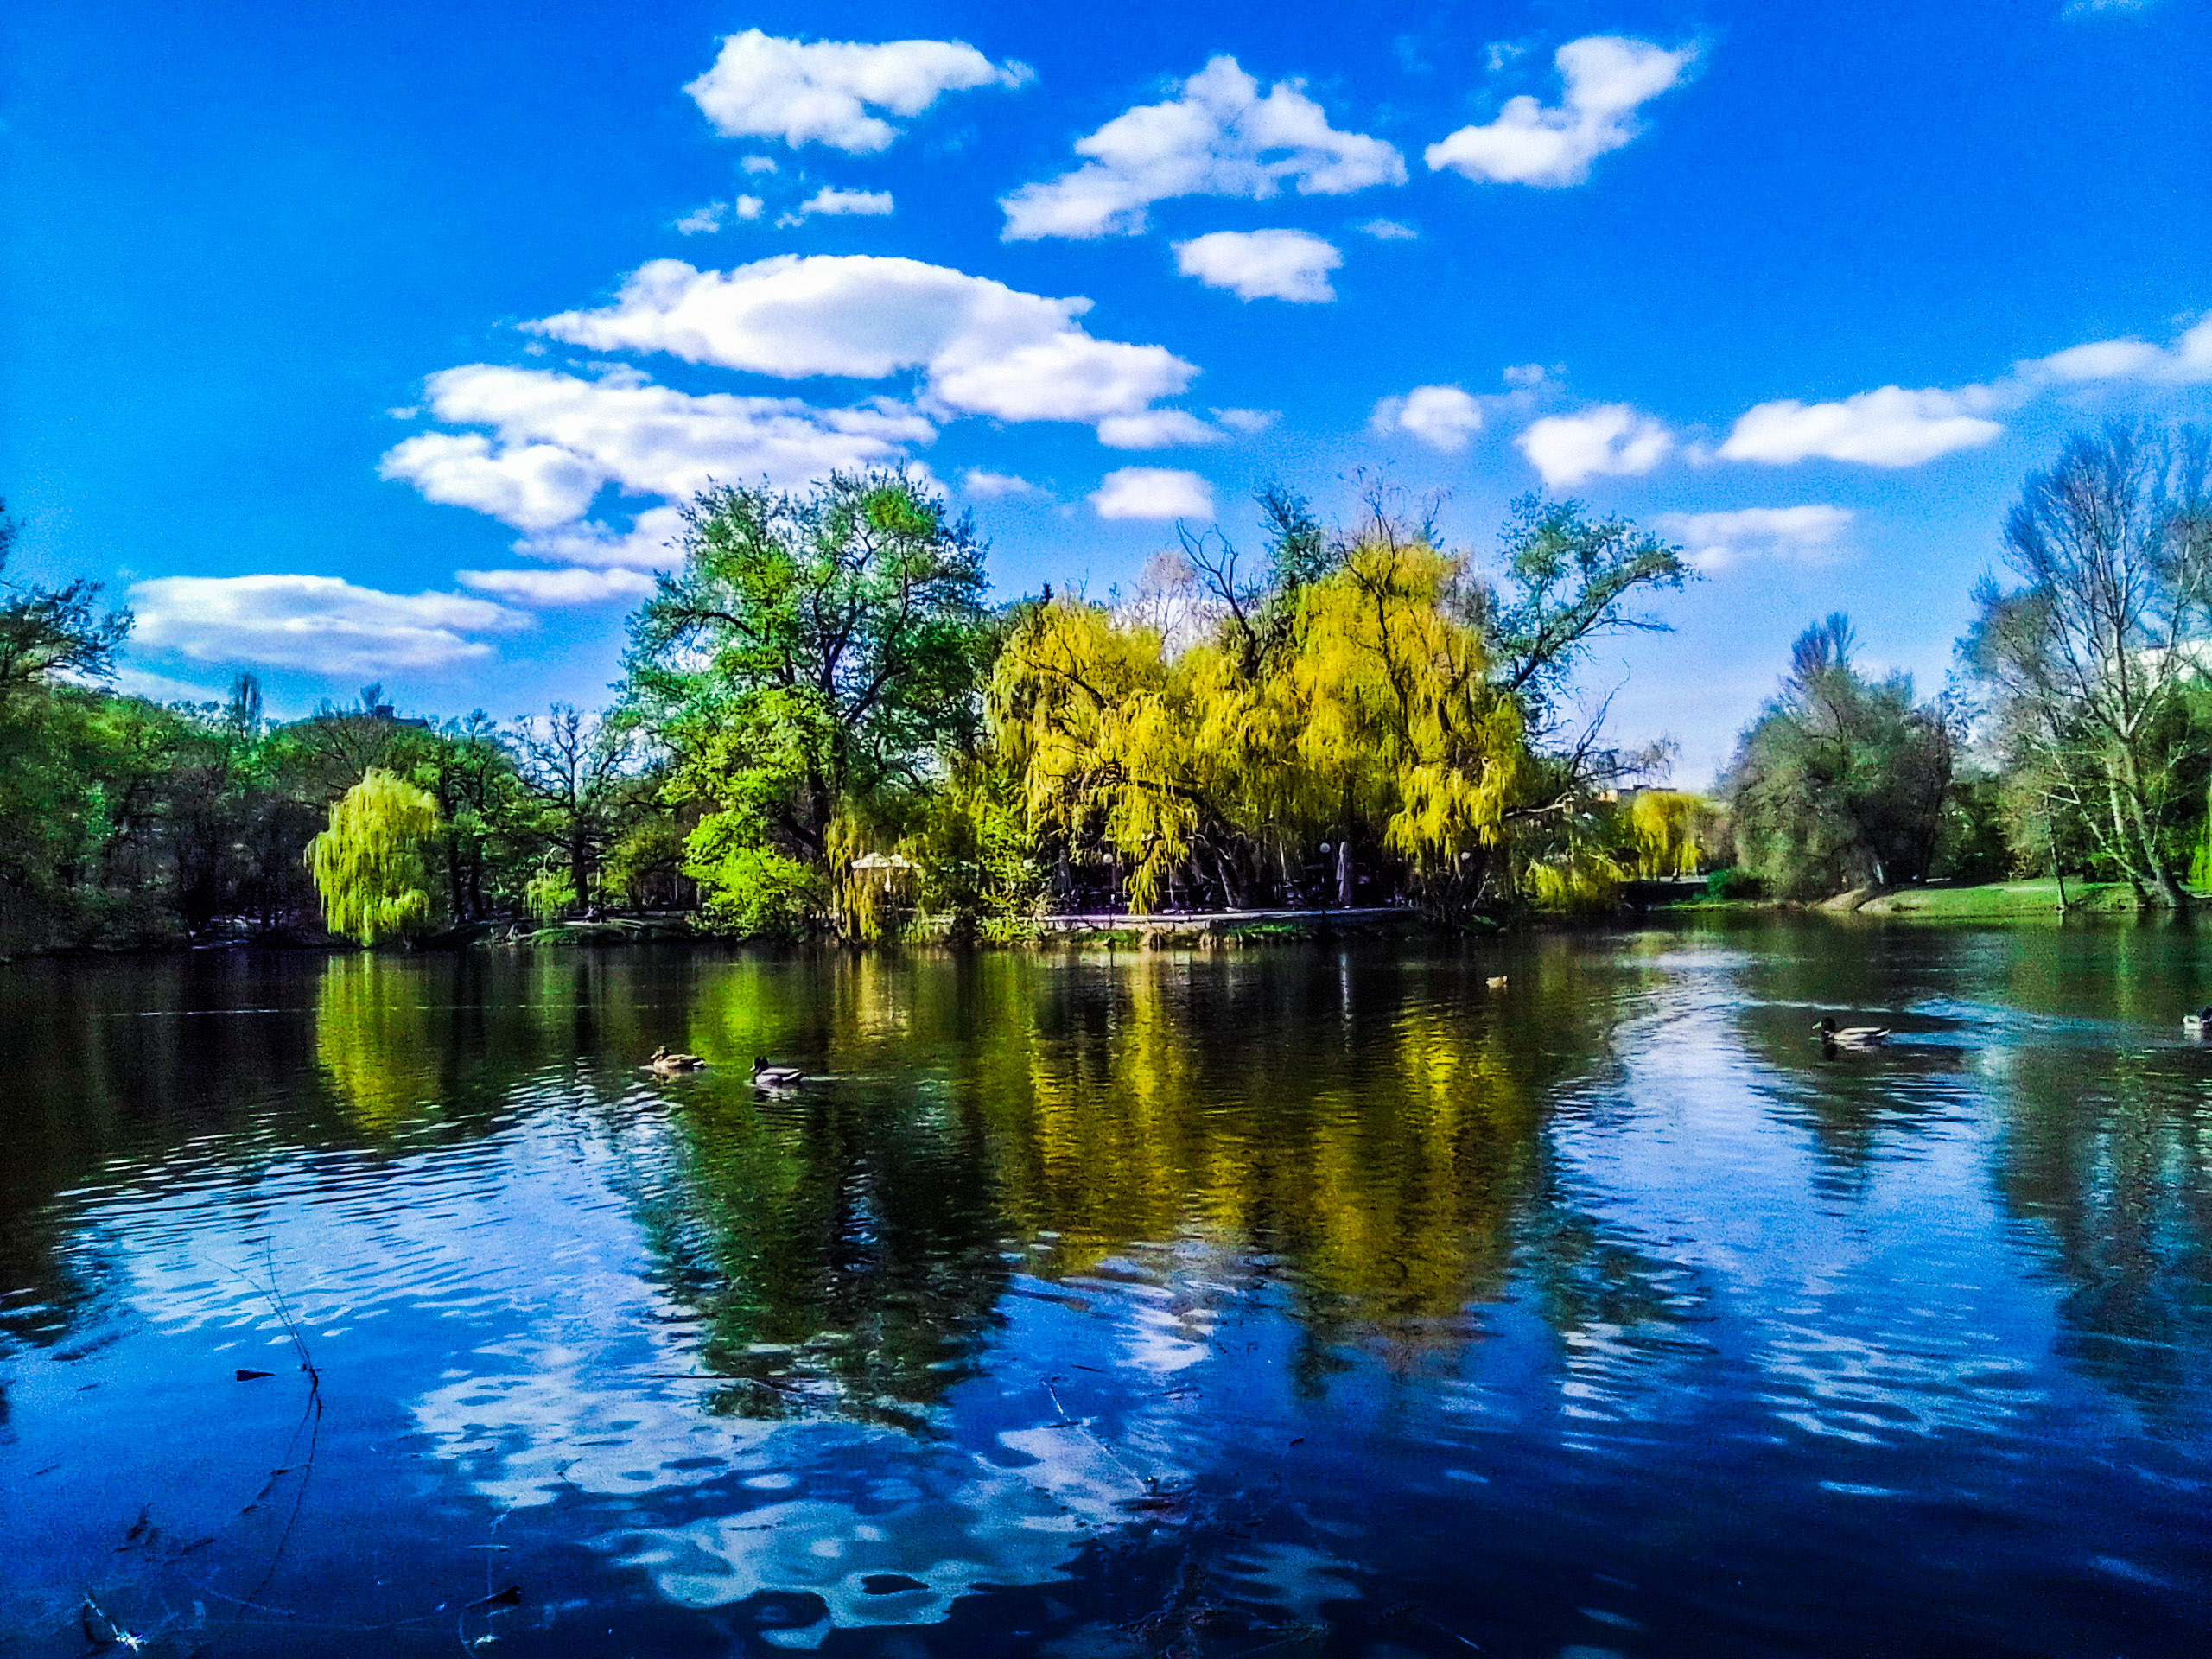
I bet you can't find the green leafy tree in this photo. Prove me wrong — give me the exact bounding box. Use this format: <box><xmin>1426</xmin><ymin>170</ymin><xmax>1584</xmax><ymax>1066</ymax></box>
<box><xmin>307</xmin><ymin>768</ymin><xmax>441</xmax><ymax>944</ymax></box>
<box><xmin>1961</xmin><ymin>423</ymin><xmax>2212</xmax><ymax>906</ymax></box>
<box><xmin>1726</xmin><ymin>614</ymin><xmax>1955</xmax><ymax>898</ymax></box>
<box><xmin>624</xmin><ymin>469</ymin><xmax>989</xmax><ymax>934</ymax></box>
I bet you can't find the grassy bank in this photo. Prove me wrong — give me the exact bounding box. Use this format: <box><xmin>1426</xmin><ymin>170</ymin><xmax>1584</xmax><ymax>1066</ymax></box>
<box><xmin>1856</xmin><ymin>879</ymin><xmax>2144</xmax><ymax>918</ymax></box>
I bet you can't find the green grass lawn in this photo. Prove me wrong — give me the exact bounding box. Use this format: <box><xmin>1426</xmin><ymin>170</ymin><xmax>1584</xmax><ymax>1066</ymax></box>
<box><xmin>1855</xmin><ymin>878</ymin><xmax>2144</xmax><ymax>918</ymax></box>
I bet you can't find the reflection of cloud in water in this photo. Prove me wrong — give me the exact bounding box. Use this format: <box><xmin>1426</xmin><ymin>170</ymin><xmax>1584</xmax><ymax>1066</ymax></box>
<box><xmin>610</xmin><ymin>1475</ymin><xmax>1083</xmax><ymax>1637</ymax></box>
<box><xmin>414</xmin><ymin>1342</ymin><xmax>777</xmax><ymax>1508</ymax></box>
<box><xmin>1758</xmin><ymin>1318</ymin><xmax>2042</xmax><ymax>1445</ymax></box>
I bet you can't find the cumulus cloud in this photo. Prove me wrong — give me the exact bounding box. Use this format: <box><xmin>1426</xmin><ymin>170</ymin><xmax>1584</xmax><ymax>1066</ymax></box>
<box><xmin>674</xmin><ymin>195</ymin><xmax>765</xmax><ymax>233</ymax></box>
<box><xmin>684</xmin><ymin>29</ymin><xmax>1030</xmax><ymax>154</ymax></box>
<box><xmin>1516</xmin><ymin>404</ymin><xmax>1672</xmax><ymax>485</ymax></box>
<box><xmin>379</xmin><ymin>431</ymin><xmax>606</xmax><ymax>531</ymax></box>
<box><xmin>1656</xmin><ymin>505</ymin><xmax>1854</xmax><ymax>573</ymax></box>
<box><xmin>512</xmin><ymin>505</ymin><xmax>690</xmax><ymax>570</ymax></box>
<box><xmin>1427</xmin><ymin>36</ymin><xmax>1697</xmax><ymax>187</ymax></box>
<box><xmin>130</xmin><ymin>575</ymin><xmax>524</xmax><ymax>673</ymax></box>
<box><xmin>456</xmin><ymin>566</ymin><xmax>658</xmax><ymax>606</ymax></box>
<box><xmin>1718</xmin><ymin>385</ymin><xmax>2000</xmax><ymax>467</ymax></box>
<box><xmin>1370</xmin><ymin>385</ymin><xmax>1484</xmax><ymax>452</ymax></box>
<box><xmin>1356</xmin><ymin>218</ymin><xmax>1418</xmax><ymax>240</ymax></box>
<box><xmin>1001</xmin><ymin>57</ymin><xmax>1405</xmax><ymax>240</ymax></box>
<box><xmin>2019</xmin><ymin>313</ymin><xmax>2212</xmax><ymax>386</ymax></box>
<box><xmin>1211</xmin><ymin>407</ymin><xmax>1278</xmax><ymax>435</ymax></box>
<box><xmin>791</xmin><ymin>187</ymin><xmax>893</xmax><ymax>219</ymax></box>
<box><xmin>1090</xmin><ymin>467</ymin><xmax>1214</xmax><ymax>520</ymax></box>
<box><xmin>382</xmin><ymin>365</ymin><xmax>931</xmax><ymax>526</ymax></box>
<box><xmin>532</xmin><ymin>255</ymin><xmax>1197</xmax><ymax>427</ymax></box>
<box><xmin>1096</xmin><ymin>410</ymin><xmax>1222</xmax><ymax>449</ymax></box>
<box><xmin>962</xmin><ymin>467</ymin><xmax>1041</xmax><ymax>499</ymax></box>
<box><xmin>1173</xmin><ymin>229</ymin><xmax>1342</xmax><ymax>302</ymax></box>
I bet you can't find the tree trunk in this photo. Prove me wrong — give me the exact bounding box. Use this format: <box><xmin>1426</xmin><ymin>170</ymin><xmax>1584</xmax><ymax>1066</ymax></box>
<box><xmin>2118</xmin><ymin>750</ymin><xmax>2184</xmax><ymax>909</ymax></box>
<box><xmin>1336</xmin><ymin>838</ymin><xmax>1354</xmax><ymax>907</ymax></box>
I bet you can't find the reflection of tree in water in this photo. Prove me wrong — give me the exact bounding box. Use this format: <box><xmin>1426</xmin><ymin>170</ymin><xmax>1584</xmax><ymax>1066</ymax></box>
<box><xmin>315</xmin><ymin>953</ymin><xmax>441</xmax><ymax>1129</ymax></box>
<box><xmin>621</xmin><ymin>943</ymin><xmax>1648</xmax><ymax>1423</ymax></box>
<box><xmin>628</xmin><ymin>1083</ymin><xmax>1011</xmax><ymax>1431</ymax></box>
<box><xmin>941</xmin><ymin>945</ymin><xmax>1637</xmax><ymax>1384</ymax></box>
<box><xmin>1993</xmin><ymin>1048</ymin><xmax>2212</xmax><ymax>1425</ymax></box>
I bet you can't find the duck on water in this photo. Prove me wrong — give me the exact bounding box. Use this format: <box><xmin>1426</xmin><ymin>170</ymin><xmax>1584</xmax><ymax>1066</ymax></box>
<box><xmin>1814</xmin><ymin>1016</ymin><xmax>1890</xmax><ymax>1051</ymax></box>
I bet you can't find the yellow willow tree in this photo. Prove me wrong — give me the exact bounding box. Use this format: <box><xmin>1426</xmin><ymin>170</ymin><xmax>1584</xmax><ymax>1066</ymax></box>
<box><xmin>1625</xmin><ymin>789</ymin><xmax>1711</xmax><ymax>878</ymax></box>
<box><xmin>991</xmin><ymin>601</ymin><xmax>1244</xmax><ymax>912</ymax></box>
<box><xmin>307</xmin><ymin>767</ymin><xmax>441</xmax><ymax>944</ymax></box>
<box><xmin>990</xmin><ymin>535</ymin><xmax>1572</xmax><ymax>912</ymax></box>
<box><xmin>1287</xmin><ymin>538</ymin><xmax>1541</xmax><ymax>907</ymax></box>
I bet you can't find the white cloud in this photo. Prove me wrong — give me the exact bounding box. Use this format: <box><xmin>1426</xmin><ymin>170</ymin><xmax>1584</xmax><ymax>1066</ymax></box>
<box><xmin>1356</xmin><ymin>218</ymin><xmax>1418</xmax><ymax>241</ymax></box>
<box><xmin>1517</xmin><ymin>404</ymin><xmax>1673</xmax><ymax>485</ymax></box>
<box><xmin>532</xmin><ymin>255</ymin><xmax>1197</xmax><ymax>428</ymax></box>
<box><xmin>1502</xmin><ymin>363</ymin><xmax>1548</xmax><ymax>388</ymax></box>
<box><xmin>684</xmin><ymin>29</ymin><xmax>1031</xmax><ymax>154</ymax></box>
<box><xmin>382</xmin><ymin>365</ymin><xmax>931</xmax><ymax>528</ymax></box>
<box><xmin>457</xmin><ymin>566</ymin><xmax>658</xmax><ymax>606</ymax></box>
<box><xmin>130</xmin><ymin>575</ymin><xmax>524</xmax><ymax>674</ymax></box>
<box><xmin>962</xmin><ymin>468</ymin><xmax>1041</xmax><ymax>499</ymax></box>
<box><xmin>1656</xmin><ymin>505</ymin><xmax>1854</xmax><ymax>573</ymax></box>
<box><xmin>378</xmin><ymin>432</ymin><xmax>605</xmax><ymax>531</ymax></box>
<box><xmin>1090</xmin><ymin>467</ymin><xmax>1214</xmax><ymax>521</ymax></box>
<box><xmin>2019</xmin><ymin>313</ymin><xmax>2212</xmax><ymax>386</ymax></box>
<box><xmin>1173</xmin><ymin>229</ymin><xmax>1342</xmax><ymax>302</ymax></box>
<box><xmin>1211</xmin><ymin>407</ymin><xmax>1278</xmax><ymax>435</ymax></box>
<box><xmin>1001</xmin><ymin>56</ymin><xmax>1405</xmax><ymax>240</ymax></box>
<box><xmin>1718</xmin><ymin>385</ymin><xmax>2000</xmax><ymax>467</ymax></box>
<box><xmin>1370</xmin><ymin>385</ymin><xmax>1484</xmax><ymax>452</ymax></box>
<box><xmin>793</xmin><ymin>186</ymin><xmax>894</xmax><ymax>219</ymax></box>
<box><xmin>734</xmin><ymin>194</ymin><xmax>764</xmax><ymax>221</ymax></box>
<box><xmin>1096</xmin><ymin>409</ymin><xmax>1222</xmax><ymax>449</ymax></box>
<box><xmin>741</xmin><ymin>156</ymin><xmax>779</xmax><ymax>175</ymax></box>
<box><xmin>1427</xmin><ymin>36</ymin><xmax>1697</xmax><ymax>187</ymax></box>
<box><xmin>512</xmin><ymin>506</ymin><xmax>689</xmax><ymax>570</ymax></box>
<box><xmin>676</xmin><ymin>202</ymin><xmax>728</xmax><ymax>235</ymax></box>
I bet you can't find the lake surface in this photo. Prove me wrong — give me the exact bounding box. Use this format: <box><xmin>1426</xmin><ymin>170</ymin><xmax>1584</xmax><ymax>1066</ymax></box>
<box><xmin>2</xmin><ymin>923</ymin><xmax>2209</xmax><ymax>1656</ymax></box>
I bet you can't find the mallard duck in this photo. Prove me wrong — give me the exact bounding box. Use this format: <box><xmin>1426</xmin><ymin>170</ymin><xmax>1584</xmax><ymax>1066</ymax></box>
<box><xmin>649</xmin><ymin>1044</ymin><xmax>709</xmax><ymax>1075</ymax></box>
<box><xmin>752</xmin><ymin>1056</ymin><xmax>806</xmax><ymax>1089</ymax></box>
<box><xmin>2183</xmin><ymin>1007</ymin><xmax>2212</xmax><ymax>1036</ymax></box>
<box><xmin>1814</xmin><ymin>1016</ymin><xmax>1889</xmax><ymax>1049</ymax></box>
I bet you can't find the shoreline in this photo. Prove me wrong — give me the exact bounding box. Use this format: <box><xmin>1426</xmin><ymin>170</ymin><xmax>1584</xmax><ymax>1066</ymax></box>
<box><xmin>3</xmin><ymin>879</ymin><xmax>2196</xmax><ymax>966</ymax></box>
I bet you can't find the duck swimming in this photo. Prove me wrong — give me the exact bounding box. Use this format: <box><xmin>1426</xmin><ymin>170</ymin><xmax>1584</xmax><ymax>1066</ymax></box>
<box><xmin>2184</xmin><ymin>1007</ymin><xmax>2212</xmax><ymax>1036</ymax></box>
<box><xmin>649</xmin><ymin>1045</ymin><xmax>709</xmax><ymax>1075</ymax></box>
<box><xmin>752</xmin><ymin>1056</ymin><xmax>806</xmax><ymax>1089</ymax></box>
<box><xmin>1814</xmin><ymin>1016</ymin><xmax>1890</xmax><ymax>1050</ymax></box>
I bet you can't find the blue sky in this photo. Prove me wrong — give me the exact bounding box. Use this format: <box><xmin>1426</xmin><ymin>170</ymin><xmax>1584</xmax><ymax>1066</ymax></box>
<box><xmin>4</xmin><ymin>0</ymin><xmax>2208</xmax><ymax>781</ymax></box>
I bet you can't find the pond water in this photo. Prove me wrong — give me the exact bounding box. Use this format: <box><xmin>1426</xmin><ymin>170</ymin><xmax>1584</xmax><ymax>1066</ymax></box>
<box><xmin>2</xmin><ymin>923</ymin><xmax>2209</xmax><ymax>1656</ymax></box>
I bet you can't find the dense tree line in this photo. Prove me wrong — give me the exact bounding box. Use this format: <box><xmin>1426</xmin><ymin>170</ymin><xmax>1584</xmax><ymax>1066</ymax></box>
<box><xmin>8</xmin><ymin>419</ymin><xmax>2206</xmax><ymax>953</ymax></box>
<box><xmin>1723</xmin><ymin>420</ymin><xmax>2212</xmax><ymax>906</ymax></box>
<box><xmin>0</xmin><ymin>499</ymin><xmax>689</xmax><ymax>954</ymax></box>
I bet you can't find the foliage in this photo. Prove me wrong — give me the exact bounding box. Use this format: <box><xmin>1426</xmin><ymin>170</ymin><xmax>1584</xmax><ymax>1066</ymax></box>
<box><xmin>1623</xmin><ymin>790</ymin><xmax>1711</xmax><ymax>878</ymax></box>
<box><xmin>1961</xmin><ymin>422</ymin><xmax>2212</xmax><ymax>906</ymax></box>
<box><xmin>906</xmin><ymin>753</ymin><xmax>1049</xmax><ymax>939</ymax></box>
<box><xmin>991</xmin><ymin>518</ymin><xmax>1631</xmax><ymax>915</ymax></box>
<box><xmin>0</xmin><ymin>500</ymin><xmax>132</xmax><ymax>706</ymax></box>
<box><xmin>1726</xmin><ymin>614</ymin><xmax>1954</xmax><ymax>899</ymax></box>
<box><xmin>625</xmin><ymin>469</ymin><xmax>989</xmax><ymax>935</ymax></box>
<box><xmin>307</xmin><ymin>768</ymin><xmax>442</xmax><ymax>944</ymax></box>
<box><xmin>524</xmin><ymin>865</ymin><xmax>575</xmax><ymax>924</ymax></box>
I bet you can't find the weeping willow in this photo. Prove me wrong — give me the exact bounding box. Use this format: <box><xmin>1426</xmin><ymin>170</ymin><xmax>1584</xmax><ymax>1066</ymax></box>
<box><xmin>1626</xmin><ymin>790</ymin><xmax>1709</xmax><ymax>878</ymax></box>
<box><xmin>991</xmin><ymin>535</ymin><xmax>1556</xmax><ymax>912</ymax></box>
<box><xmin>307</xmin><ymin>767</ymin><xmax>440</xmax><ymax>944</ymax></box>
